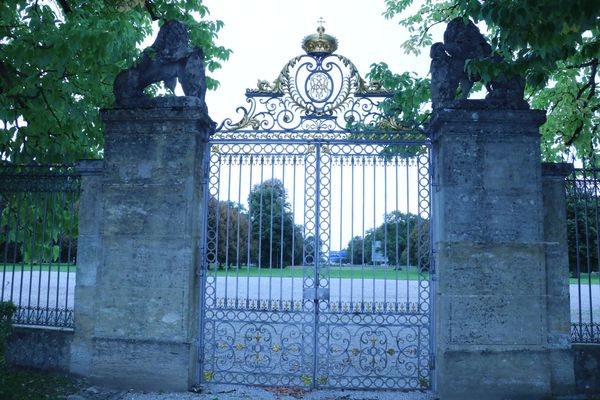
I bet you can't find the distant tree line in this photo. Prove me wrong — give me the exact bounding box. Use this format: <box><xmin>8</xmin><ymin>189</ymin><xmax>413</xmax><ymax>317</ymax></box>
<box><xmin>343</xmin><ymin>210</ymin><xmax>429</xmax><ymax>268</ymax></box>
<box><xmin>207</xmin><ymin>179</ymin><xmax>431</xmax><ymax>270</ymax></box>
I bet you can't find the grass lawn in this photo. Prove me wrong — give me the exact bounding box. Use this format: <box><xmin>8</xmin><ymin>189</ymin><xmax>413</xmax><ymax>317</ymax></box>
<box><xmin>570</xmin><ymin>275</ymin><xmax>600</xmax><ymax>284</ymax></box>
<box><xmin>3</xmin><ymin>263</ymin><xmax>595</xmax><ymax>284</ymax></box>
<box><xmin>0</xmin><ymin>263</ymin><xmax>76</xmax><ymax>273</ymax></box>
<box><xmin>0</xmin><ymin>366</ymin><xmax>82</xmax><ymax>400</ymax></box>
<box><xmin>211</xmin><ymin>264</ymin><xmax>428</xmax><ymax>280</ymax></box>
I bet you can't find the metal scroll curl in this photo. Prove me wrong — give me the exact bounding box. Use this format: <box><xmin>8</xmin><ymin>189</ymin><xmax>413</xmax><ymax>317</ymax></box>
<box><xmin>215</xmin><ymin>53</ymin><xmax>404</xmax><ymax>139</ymax></box>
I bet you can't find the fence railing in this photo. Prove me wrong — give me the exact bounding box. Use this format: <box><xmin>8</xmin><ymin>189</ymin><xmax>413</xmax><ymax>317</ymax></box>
<box><xmin>566</xmin><ymin>159</ymin><xmax>600</xmax><ymax>343</ymax></box>
<box><xmin>0</xmin><ymin>163</ymin><xmax>80</xmax><ymax>328</ymax></box>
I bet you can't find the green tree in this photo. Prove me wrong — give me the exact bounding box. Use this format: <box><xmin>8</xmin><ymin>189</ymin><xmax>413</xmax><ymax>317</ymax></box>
<box><xmin>344</xmin><ymin>211</ymin><xmax>429</xmax><ymax>269</ymax></box>
<box><xmin>248</xmin><ymin>179</ymin><xmax>303</xmax><ymax>268</ymax></box>
<box><xmin>374</xmin><ymin>0</ymin><xmax>599</xmax><ymax>160</ymax></box>
<box><xmin>0</xmin><ymin>0</ymin><xmax>231</xmax><ymax>164</ymax></box>
<box><xmin>206</xmin><ymin>197</ymin><xmax>250</xmax><ymax>269</ymax></box>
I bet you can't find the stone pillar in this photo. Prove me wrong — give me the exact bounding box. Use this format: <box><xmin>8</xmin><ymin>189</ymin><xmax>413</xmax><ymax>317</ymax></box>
<box><xmin>71</xmin><ymin>159</ymin><xmax>104</xmax><ymax>376</ymax></box>
<box><xmin>71</xmin><ymin>102</ymin><xmax>211</xmax><ymax>390</ymax></box>
<box><xmin>542</xmin><ymin>162</ymin><xmax>576</xmax><ymax>396</ymax></box>
<box><xmin>431</xmin><ymin>106</ymin><xmax>566</xmax><ymax>399</ymax></box>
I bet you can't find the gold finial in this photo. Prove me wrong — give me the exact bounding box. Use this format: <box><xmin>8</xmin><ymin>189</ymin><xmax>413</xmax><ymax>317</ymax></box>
<box><xmin>302</xmin><ymin>18</ymin><xmax>338</xmax><ymax>55</ymax></box>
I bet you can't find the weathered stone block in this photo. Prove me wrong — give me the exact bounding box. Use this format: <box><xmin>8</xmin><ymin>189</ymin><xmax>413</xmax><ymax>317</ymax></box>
<box><xmin>437</xmin><ymin>242</ymin><xmax>545</xmax><ymax>296</ymax></box>
<box><xmin>574</xmin><ymin>344</ymin><xmax>600</xmax><ymax>395</ymax></box>
<box><xmin>101</xmin><ymin>183</ymin><xmax>196</xmax><ymax>238</ymax></box>
<box><xmin>445</xmin><ymin>294</ymin><xmax>545</xmax><ymax>346</ymax></box>
<box><xmin>98</xmin><ymin>237</ymin><xmax>194</xmax><ymax>289</ymax></box>
<box><xmin>7</xmin><ymin>327</ymin><xmax>73</xmax><ymax>372</ymax></box>
<box><xmin>74</xmin><ymin>236</ymin><xmax>100</xmax><ymax>286</ymax></box>
<box><xmin>91</xmin><ymin>338</ymin><xmax>192</xmax><ymax>391</ymax></box>
<box><xmin>436</xmin><ymin>350</ymin><xmax>551</xmax><ymax>400</ymax></box>
<box><xmin>94</xmin><ymin>285</ymin><xmax>190</xmax><ymax>341</ymax></box>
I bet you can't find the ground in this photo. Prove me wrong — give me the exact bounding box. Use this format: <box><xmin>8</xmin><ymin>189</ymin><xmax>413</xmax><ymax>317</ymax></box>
<box><xmin>67</xmin><ymin>384</ymin><xmax>438</xmax><ymax>400</ymax></box>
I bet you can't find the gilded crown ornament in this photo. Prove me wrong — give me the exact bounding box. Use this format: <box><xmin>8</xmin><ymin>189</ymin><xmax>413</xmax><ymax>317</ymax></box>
<box><xmin>301</xmin><ymin>18</ymin><xmax>338</xmax><ymax>55</ymax></box>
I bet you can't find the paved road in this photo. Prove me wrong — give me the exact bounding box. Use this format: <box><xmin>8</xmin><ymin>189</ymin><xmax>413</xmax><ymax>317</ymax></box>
<box><xmin>1</xmin><ymin>271</ymin><xmax>598</xmax><ymax>322</ymax></box>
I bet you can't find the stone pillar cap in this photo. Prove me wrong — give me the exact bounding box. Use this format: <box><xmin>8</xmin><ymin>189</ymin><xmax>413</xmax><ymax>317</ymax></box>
<box><xmin>541</xmin><ymin>162</ymin><xmax>573</xmax><ymax>178</ymax></box>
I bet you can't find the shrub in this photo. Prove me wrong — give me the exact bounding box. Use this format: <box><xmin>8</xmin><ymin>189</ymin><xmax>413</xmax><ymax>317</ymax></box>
<box><xmin>0</xmin><ymin>302</ymin><xmax>16</xmax><ymax>370</ymax></box>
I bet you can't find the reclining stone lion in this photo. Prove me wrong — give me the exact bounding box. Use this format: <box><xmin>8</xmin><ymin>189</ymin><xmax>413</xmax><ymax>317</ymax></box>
<box><xmin>113</xmin><ymin>20</ymin><xmax>206</xmax><ymax>107</ymax></box>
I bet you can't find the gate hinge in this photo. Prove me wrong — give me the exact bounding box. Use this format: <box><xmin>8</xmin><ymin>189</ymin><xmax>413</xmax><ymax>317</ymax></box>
<box><xmin>429</xmin><ymin>354</ymin><xmax>436</xmax><ymax>370</ymax></box>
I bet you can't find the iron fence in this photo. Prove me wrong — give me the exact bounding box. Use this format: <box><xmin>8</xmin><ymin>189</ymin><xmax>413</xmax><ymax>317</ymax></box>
<box><xmin>0</xmin><ymin>163</ymin><xmax>80</xmax><ymax>328</ymax></box>
<box><xmin>566</xmin><ymin>158</ymin><xmax>600</xmax><ymax>343</ymax></box>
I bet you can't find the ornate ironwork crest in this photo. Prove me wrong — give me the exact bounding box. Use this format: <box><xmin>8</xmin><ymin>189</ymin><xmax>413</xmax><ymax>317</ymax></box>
<box><xmin>215</xmin><ymin>27</ymin><xmax>399</xmax><ymax>138</ymax></box>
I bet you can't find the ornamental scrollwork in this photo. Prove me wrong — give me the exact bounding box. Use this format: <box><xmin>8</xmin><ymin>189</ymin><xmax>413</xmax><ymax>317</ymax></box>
<box><xmin>215</xmin><ymin>53</ymin><xmax>399</xmax><ymax>138</ymax></box>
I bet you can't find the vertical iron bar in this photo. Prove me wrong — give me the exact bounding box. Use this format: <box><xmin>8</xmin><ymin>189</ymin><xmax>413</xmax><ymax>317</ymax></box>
<box><xmin>1</xmin><ymin>192</ymin><xmax>10</xmax><ymax>301</ymax></box>
<box><xmin>312</xmin><ymin>142</ymin><xmax>322</xmax><ymax>389</ymax></box>
<box><xmin>55</xmin><ymin>189</ymin><xmax>66</xmax><ymax>323</ymax></box>
<box><xmin>383</xmin><ymin>157</ymin><xmax>388</xmax><ymax>312</ymax></box>
<box><xmin>268</xmin><ymin>156</ymin><xmax>275</xmax><ymax>310</ymax></box>
<box><xmin>593</xmin><ymin>164</ymin><xmax>600</xmax><ymax>340</ymax></box>
<box><xmin>257</xmin><ymin>156</ymin><xmax>264</xmax><ymax>308</ymax></box>
<box><xmin>246</xmin><ymin>155</ymin><xmax>254</xmax><ymax>309</ymax></box>
<box><xmin>361</xmin><ymin>155</ymin><xmax>365</xmax><ymax>311</ymax></box>
<box><xmin>406</xmin><ymin>157</ymin><xmax>411</xmax><ymax>309</ymax></box>
<box><xmin>279</xmin><ymin>155</ymin><xmax>286</xmax><ymax>310</ymax></box>
<box><xmin>40</xmin><ymin>192</ymin><xmax>56</xmax><ymax>323</ymax></box>
<box><xmin>64</xmin><ymin>189</ymin><xmax>76</xmax><ymax>317</ymax></box>
<box><xmin>573</xmin><ymin>169</ymin><xmax>583</xmax><ymax>333</ymax></box>
<box><xmin>338</xmin><ymin>156</ymin><xmax>343</xmax><ymax>311</ymax></box>
<box><xmin>9</xmin><ymin>193</ymin><xmax>23</xmax><ymax>304</ymax></box>
<box><xmin>291</xmin><ymin>156</ymin><xmax>297</xmax><ymax>310</ymax></box>
<box><xmin>210</xmin><ymin>150</ymin><xmax>219</xmax><ymax>376</ymax></box>
<box><xmin>224</xmin><ymin>156</ymin><xmax>232</xmax><ymax>307</ymax></box>
<box><xmin>37</xmin><ymin>192</ymin><xmax>49</xmax><ymax>318</ymax></box>
<box><xmin>372</xmin><ymin>154</ymin><xmax>376</xmax><ymax>311</ymax></box>
<box><xmin>17</xmin><ymin>192</ymin><xmax>27</xmax><ymax>320</ymax></box>
<box><xmin>416</xmin><ymin>154</ymin><xmax>424</xmax><ymax>316</ymax></box>
<box><xmin>46</xmin><ymin>191</ymin><xmax>58</xmax><ymax>323</ymax></box>
<box><xmin>350</xmin><ymin>156</ymin><xmax>355</xmax><ymax>309</ymax></box>
<box><xmin>235</xmin><ymin>156</ymin><xmax>243</xmax><ymax>308</ymax></box>
<box><xmin>395</xmin><ymin>156</ymin><xmax>400</xmax><ymax>312</ymax></box>
<box><xmin>198</xmin><ymin>140</ymin><xmax>213</xmax><ymax>382</ymax></box>
<box><xmin>26</xmin><ymin>192</ymin><xmax>39</xmax><ymax>315</ymax></box>
<box><xmin>582</xmin><ymin>165</ymin><xmax>594</xmax><ymax>331</ymax></box>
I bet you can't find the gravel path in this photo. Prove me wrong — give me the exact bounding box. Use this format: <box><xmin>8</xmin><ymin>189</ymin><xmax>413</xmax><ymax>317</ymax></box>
<box><xmin>68</xmin><ymin>385</ymin><xmax>437</xmax><ymax>400</ymax></box>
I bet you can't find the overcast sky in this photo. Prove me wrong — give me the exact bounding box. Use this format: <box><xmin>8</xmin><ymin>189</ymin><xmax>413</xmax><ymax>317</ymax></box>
<box><xmin>201</xmin><ymin>0</ymin><xmax>437</xmax><ymax>122</ymax></box>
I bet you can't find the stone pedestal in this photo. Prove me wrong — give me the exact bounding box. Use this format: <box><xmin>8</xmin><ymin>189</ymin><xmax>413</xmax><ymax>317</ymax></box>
<box><xmin>70</xmin><ymin>104</ymin><xmax>211</xmax><ymax>390</ymax></box>
<box><xmin>431</xmin><ymin>106</ymin><xmax>574</xmax><ymax>399</ymax></box>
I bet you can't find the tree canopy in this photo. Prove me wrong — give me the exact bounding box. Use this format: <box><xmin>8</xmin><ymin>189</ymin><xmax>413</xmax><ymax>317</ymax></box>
<box><xmin>247</xmin><ymin>179</ymin><xmax>303</xmax><ymax>268</ymax></box>
<box><xmin>370</xmin><ymin>0</ymin><xmax>599</xmax><ymax>160</ymax></box>
<box><xmin>0</xmin><ymin>0</ymin><xmax>231</xmax><ymax>164</ymax></box>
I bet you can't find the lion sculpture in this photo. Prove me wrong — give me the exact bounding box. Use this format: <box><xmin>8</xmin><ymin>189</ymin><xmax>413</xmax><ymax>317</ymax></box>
<box><xmin>113</xmin><ymin>20</ymin><xmax>206</xmax><ymax>107</ymax></box>
<box><xmin>430</xmin><ymin>17</ymin><xmax>526</xmax><ymax>109</ymax></box>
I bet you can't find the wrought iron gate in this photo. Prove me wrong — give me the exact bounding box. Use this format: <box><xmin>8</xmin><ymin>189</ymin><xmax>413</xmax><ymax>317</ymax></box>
<box><xmin>199</xmin><ymin>28</ymin><xmax>433</xmax><ymax>390</ymax></box>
